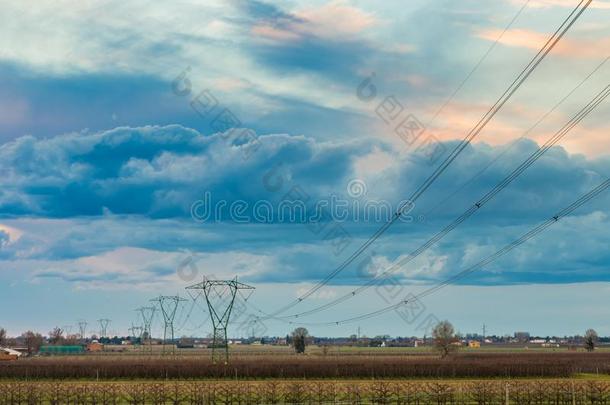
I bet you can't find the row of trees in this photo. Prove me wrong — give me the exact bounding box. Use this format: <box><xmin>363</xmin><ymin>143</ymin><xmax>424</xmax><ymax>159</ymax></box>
<box><xmin>287</xmin><ymin>323</ymin><xmax>457</xmax><ymax>357</ymax></box>
<box><xmin>431</xmin><ymin>322</ymin><xmax>601</xmax><ymax>357</ymax></box>
<box><xmin>2</xmin><ymin>324</ymin><xmax>602</xmax><ymax>357</ymax></box>
<box><xmin>0</xmin><ymin>327</ymin><xmax>69</xmax><ymax>354</ymax></box>
<box><xmin>286</xmin><ymin>322</ymin><xmax>601</xmax><ymax>357</ymax></box>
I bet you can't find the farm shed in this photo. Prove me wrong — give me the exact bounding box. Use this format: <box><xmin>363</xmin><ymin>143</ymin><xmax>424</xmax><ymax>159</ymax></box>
<box><xmin>39</xmin><ymin>345</ymin><xmax>84</xmax><ymax>355</ymax></box>
<box><xmin>0</xmin><ymin>347</ymin><xmax>22</xmax><ymax>361</ymax></box>
<box><xmin>87</xmin><ymin>341</ymin><xmax>104</xmax><ymax>352</ymax></box>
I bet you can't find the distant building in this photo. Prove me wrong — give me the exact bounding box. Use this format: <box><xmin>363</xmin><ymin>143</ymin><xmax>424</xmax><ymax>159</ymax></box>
<box><xmin>542</xmin><ymin>343</ymin><xmax>559</xmax><ymax>348</ymax></box>
<box><xmin>87</xmin><ymin>341</ymin><xmax>104</xmax><ymax>352</ymax></box>
<box><xmin>0</xmin><ymin>347</ymin><xmax>22</xmax><ymax>361</ymax></box>
<box><xmin>514</xmin><ymin>332</ymin><xmax>530</xmax><ymax>342</ymax></box>
<box><xmin>468</xmin><ymin>340</ymin><xmax>481</xmax><ymax>348</ymax></box>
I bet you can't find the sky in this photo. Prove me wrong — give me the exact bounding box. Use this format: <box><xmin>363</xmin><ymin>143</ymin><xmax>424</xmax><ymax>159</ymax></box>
<box><xmin>1</xmin><ymin>0</ymin><xmax>610</xmax><ymax>338</ymax></box>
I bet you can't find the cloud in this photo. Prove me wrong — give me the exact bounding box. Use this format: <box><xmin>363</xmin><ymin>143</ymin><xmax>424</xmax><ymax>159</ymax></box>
<box><xmin>1</xmin><ymin>124</ymin><xmax>609</xmax><ymax>223</ymax></box>
<box><xmin>249</xmin><ymin>0</ymin><xmax>377</xmax><ymax>43</ymax></box>
<box><xmin>32</xmin><ymin>246</ymin><xmax>276</xmax><ymax>290</ymax></box>
<box><xmin>508</xmin><ymin>0</ymin><xmax>610</xmax><ymax>9</ymax></box>
<box><xmin>0</xmin><ymin>230</ymin><xmax>9</xmax><ymax>248</ymax></box>
<box><xmin>476</xmin><ymin>28</ymin><xmax>610</xmax><ymax>58</ymax></box>
<box><xmin>1</xmin><ymin>124</ymin><xmax>610</xmax><ymax>289</ymax></box>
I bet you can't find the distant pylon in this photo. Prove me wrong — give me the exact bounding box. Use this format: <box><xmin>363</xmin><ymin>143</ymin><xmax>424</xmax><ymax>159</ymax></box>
<box><xmin>77</xmin><ymin>320</ymin><xmax>88</xmax><ymax>341</ymax></box>
<box><xmin>128</xmin><ymin>323</ymin><xmax>143</xmax><ymax>342</ymax></box>
<box><xmin>98</xmin><ymin>319</ymin><xmax>111</xmax><ymax>338</ymax></box>
<box><xmin>150</xmin><ymin>296</ymin><xmax>188</xmax><ymax>354</ymax></box>
<box><xmin>62</xmin><ymin>325</ymin><xmax>73</xmax><ymax>336</ymax></box>
<box><xmin>186</xmin><ymin>276</ymin><xmax>255</xmax><ymax>364</ymax></box>
<box><xmin>136</xmin><ymin>306</ymin><xmax>156</xmax><ymax>347</ymax></box>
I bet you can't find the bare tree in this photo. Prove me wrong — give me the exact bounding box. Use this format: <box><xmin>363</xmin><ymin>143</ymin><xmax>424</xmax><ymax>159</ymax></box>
<box><xmin>22</xmin><ymin>331</ymin><xmax>44</xmax><ymax>355</ymax></box>
<box><xmin>64</xmin><ymin>334</ymin><xmax>79</xmax><ymax>345</ymax></box>
<box><xmin>585</xmin><ymin>329</ymin><xmax>598</xmax><ymax>352</ymax></box>
<box><xmin>291</xmin><ymin>327</ymin><xmax>309</xmax><ymax>354</ymax></box>
<box><xmin>48</xmin><ymin>327</ymin><xmax>64</xmax><ymax>345</ymax></box>
<box><xmin>432</xmin><ymin>320</ymin><xmax>459</xmax><ymax>358</ymax></box>
<box><xmin>0</xmin><ymin>327</ymin><xmax>6</xmax><ymax>346</ymax></box>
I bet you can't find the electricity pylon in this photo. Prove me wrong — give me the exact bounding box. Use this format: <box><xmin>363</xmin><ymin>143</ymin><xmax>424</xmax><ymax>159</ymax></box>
<box><xmin>186</xmin><ymin>276</ymin><xmax>255</xmax><ymax>363</ymax></box>
<box><xmin>136</xmin><ymin>306</ymin><xmax>156</xmax><ymax>351</ymax></box>
<box><xmin>128</xmin><ymin>324</ymin><xmax>143</xmax><ymax>343</ymax></box>
<box><xmin>150</xmin><ymin>296</ymin><xmax>187</xmax><ymax>354</ymax></box>
<box><xmin>98</xmin><ymin>318</ymin><xmax>111</xmax><ymax>338</ymax></box>
<box><xmin>62</xmin><ymin>325</ymin><xmax>73</xmax><ymax>336</ymax></box>
<box><xmin>77</xmin><ymin>320</ymin><xmax>88</xmax><ymax>342</ymax></box>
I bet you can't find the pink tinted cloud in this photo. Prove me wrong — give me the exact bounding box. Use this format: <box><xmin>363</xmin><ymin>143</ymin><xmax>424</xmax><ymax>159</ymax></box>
<box><xmin>294</xmin><ymin>0</ymin><xmax>377</xmax><ymax>38</ymax></box>
<box><xmin>509</xmin><ymin>0</ymin><xmax>610</xmax><ymax>9</ymax></box>
<box><xmin>251</xmin><ymin>0</ymin><xmax>377</xmax><ymax>43</ymax></box>
<box><xmin>413</xmin><ymin>99</ymin><xmax>610</xmax><ymax>157</ymax></box>
<box><xmin>251</xmin><ymin>24</ymin><xmax>301</xmax><ymax>42</ymax></box>
<box><xmin>477</xmin><ymin>28</ymin><xmax>610</xmax><ymax>58</ymax></box>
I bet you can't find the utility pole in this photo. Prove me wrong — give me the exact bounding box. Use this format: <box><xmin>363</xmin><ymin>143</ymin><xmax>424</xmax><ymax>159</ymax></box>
<box><xmin>98</xmin><ymin>319</ymin><xmax>111</xmax><ymax>339</ymax></box>
<box><xmin>150</xmin><ymin>296</ymin><xmax>187</xmax><ymax>354</ymax></box>
<box><xmin>186</xmin><ymin>276</ymin><xmax>255</xmax><ymax>364</ymax></box>
<box><xmin>136</xmin><ymin>306</ymin><xmax>156</xmax><ymax>352</ymax></box>
<box><xmin>482</xmin><ymin>324</ymin><xmax>487</xmax><ymax>341</ymax></box>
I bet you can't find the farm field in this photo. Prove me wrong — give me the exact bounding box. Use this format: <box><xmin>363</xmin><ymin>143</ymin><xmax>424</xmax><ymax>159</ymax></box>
<box><xmin>4</xmin><ymin>349</ymin><xmax>610</xmax><ymax>403</ymax></box>
<box><xmin>3</xmin><ymin>350</ymin><xmax>610</xmax><ymax>379</ymax></box>
<box><xmin>2</xmin><ymin>378</ymin><xmax>610</xmax><ymax>404</ymax></box>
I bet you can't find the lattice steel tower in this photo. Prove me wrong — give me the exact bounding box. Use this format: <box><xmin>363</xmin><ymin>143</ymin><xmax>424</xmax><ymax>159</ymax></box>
<box><xmin>129</xmin><ymin>323</ymin><xmax>143</xmax><ymax>341</ymax></box>
<box><xmin>186</xmin><ymin>277</ymin><xmax>255</xmax><ymax>363</ymax></box>
<box><xmin>136</xmin><ymin>306</ymin><xmax>156</xmax><ymax>349</ymax></box>
<box><xmin>98</xmin><ymin>318</ymin><xmax>111</xmax><ymax>338</ymax></box>
<box><xmin>150</xmin><ymin>295</ymin><xmax>187</xmax><ymax>353</ymax></box>
<box><xmin>77</xmin><ymin>320</ymin><xmax>88</xmax><ymax>342</ymax></box>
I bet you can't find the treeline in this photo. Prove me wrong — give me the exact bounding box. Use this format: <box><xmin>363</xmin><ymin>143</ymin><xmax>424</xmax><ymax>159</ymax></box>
<box><xmin>2</xmin><ymin>380</ymin><xmax>610</xmax><ymax>404</ymax></box>
<box><xmin>2</xmin><ymin>353</ymin><xmax>610</xmax><ymax>379</ymax></box>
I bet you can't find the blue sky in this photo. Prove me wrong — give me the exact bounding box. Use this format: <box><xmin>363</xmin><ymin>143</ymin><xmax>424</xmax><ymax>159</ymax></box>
<box><xmin>1</xmin><ymin>0</ymin><xmax>610</xmax><ymax>338</ymax></box>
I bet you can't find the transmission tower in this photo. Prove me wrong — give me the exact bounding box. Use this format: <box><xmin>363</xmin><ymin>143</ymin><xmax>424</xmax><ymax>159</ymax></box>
<box><xmin>186</xmin><ymin>276</ymin><xmax>255</xmax><ymax>363</ymax></box>
<box><xmin>150</xmin><ymin>296</ymin><xmax>187</xmax><ymax>353</ymax></box>
<box><xmin>98</xmin><ymin>318</ymin><xmax>111</xmax><ymax>338</ymax></box>
<box><xmin>77</xmin><ymin>320</ymin><xmax>88</xmax><ymax>342</ymax></box>
<box><xmin>62</xmin><ymin>325</ymin><xmax>73</xmax><ymax>337</ymax></box>
<box><xmin>136</xmin><ymin>306</ymin><xmax>156</xmax><ymax>349</ymax></box>
<box><xmin>128</xmin><ymin>323</ymin><xmax>143</xmax><ymax>342</ymax></box>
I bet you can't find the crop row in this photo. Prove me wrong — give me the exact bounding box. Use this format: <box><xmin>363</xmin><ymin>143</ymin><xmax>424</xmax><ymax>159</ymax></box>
<box><xmin>2</xmin><ymin>380</ymin><xmax>610</xmax><ymax>404</ymax></box>
<box><xmin>5</xmin><ymin>352</ymin><xmax>610</xmax><ymax>379</ymax></box>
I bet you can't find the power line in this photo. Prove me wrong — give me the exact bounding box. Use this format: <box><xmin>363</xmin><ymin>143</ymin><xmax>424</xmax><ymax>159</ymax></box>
<box><xmin>268</xmin><ymin>0</ymin><xmax>592</xmax><ymax>317</ymax></box>
<box><xmin>266</xmin><ymin>82</ymin><xmax>610</xmax><ymax>321</ymax></box>
<box><xmin>424</xmin><ymin>0</ymin><xmax>531</xmax><ymax>128</ymax></box>
<box><xmin>424</xmin><ymin>56</ymin><xmax>610</xmax><ymax>218</ymax></box>
<box><xmin>273</xmin><ymin>178</ymin><xmax>610</xmax><ymax>327</ymax></box>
